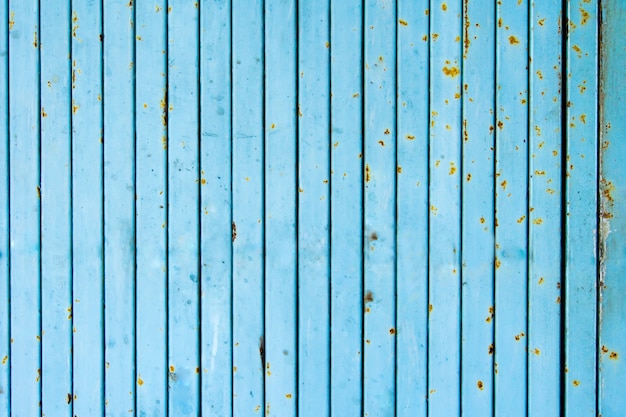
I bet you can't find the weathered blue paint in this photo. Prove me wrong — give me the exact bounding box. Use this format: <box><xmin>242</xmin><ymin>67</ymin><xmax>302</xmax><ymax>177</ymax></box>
<box><xmin>40</xmin><ymin>1</ymin><xmax>72</xmax><ymax>415</ymax></box>
<box><xmin>167</xmin><ymin>1</ymin><xmax>200</xmax><ymax>415</ymax></box>
<box><xmin>264</xmin><ymin>1</ymin><xmax>297</xmax><ymax>416</ymax></box>
<box><xmin>330</xmin><ymin>1</ymin><xmax>363</xmax><ymax>416</ymax></box>
<box><xmin>297</xmin><ymin>1</ymin><xmax>331</xmax><ymax>415</ymax></box>
<box><xmin>199</xmin><ymin>1</ymin><xmax>233</xmax><ymax>416</ymax></box>
<box><xmin>564</xmin><ymin>0</ymin><xmax>599</xmax><ymax>415</ymax></box>
<box><xmin>363</xmin><ymin>0</ymin><xmax>397</xmax><ymax>415</ymax></box>
<box><xmin>135</xmin><ymin>0</ymin><xmax>168</xmax><ymax>415</ymax></box>
<box><xmin>494</xmin><ymin>1</ymin><xmax>529</xmax><ymax>415</ymax></box>
<box><xmin>396</xmin><ymin>1</ymin><xmax>429</xmax><ymax>415</ymax></box>
<box><xmin>528</xmin><ymin>1</ymin><xmax>562</xmax><ymax>415</ymax></box>
<box><xmin>1</xmin><ymin>1</ymin><xmax>625</xmax><ymax>416</ymax></box>
<box><xmin>9</xmin><ymin>1</ymin><xmax>41</xmax><ymax>415</ymax></box>
<box><xmin>598</xmin><ymin>1</ymin><xmax>626</xmax><ymax>415</ymax></box>
<box><xmin>232</xmin><ymin>0</ymin><xmax>265</xmax><ymax>415</ymax></box>
<box><xmin>461</xmin><ymin>0</ymin><xmax>495</xmax><ymax>415</ymax></box>
<box><xmin>0</xmin><ymin>0</ymin><xmax>9</xmax><ymax>412</ymax></box>
<box><xmin>103</xmin><ymin>1</ymin><xmax>136</xmax><ymax>414</ymax></box>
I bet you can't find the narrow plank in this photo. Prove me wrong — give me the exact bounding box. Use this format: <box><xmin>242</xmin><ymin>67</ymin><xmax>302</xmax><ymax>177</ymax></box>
<box><xmin>199</xmin><ymin>1</ymin><xmax>233</xmax><ymax>415</ymax></box>
<box><xmin>494</xmin><ymin>0</ymin><xmax>529</xmax><ymax>415</ymax></box>
<box><xmin>329</xmin><ymin>0</ymin><xmax>363</xmax><ymax>415</ymax></box>
<box><xmin>427</xmin><ymin>0</ymin><xmax>462</xmax><ymax>414</ymax></box>
<box><xmin>598</xmin><ymin>1</ymin><xmax>626</xmax><ymax>414</ymax></box>
<box><xmin>297</xmin><ymin>1</ymin><xmax>331</xmax><ymax>415</ymax></box>
<box><xmin>527</xmin><ymin>1</ymin><xmax>562</xmax><ymax>415</ymax></box>
<box><xmin>0</xmin><ymin>0</ymin><xmax>10</xmax><ymax>411</ymax></box>
<box><xmin>396</xmin><ymin>0</ymin><xmax>429</xmax><ymax>414</ymax></box>
<box><xmin>232</xmin><ymin>0</ymin><xmax>265</xmax><ymax>414</ymax></box>
<box><xmin>460</xmin><ymin>0</ymin><xmax>496</xmax><ymax>414</ymax></box>
<box><xmin>135</xmin><ymin>0</ymin><xmax>167</xmax><ymax>415</ymax></box>
<box><xmin>363</xmin><ymin>0</ymin><xmax>396</xmax><ymax>415</ymax></box>
<box><xmin>167</xmin><ymin>1</ymin><xmax>200</xmax><ymax>415</ymax></box>
<box><xmin>264</xmin><ymin>1</ymin><xmax>297</xmax><ymax>416</ymax></box>
<box><xmin>71</xmin><ymin>0</ymin><xmax>105</xmax><ymax>414</ymax></box>
<box><xmin>103</xmin><ymin>0</ymin><xmax>136</xmax><ymax>414</ymax></box>
<box><xmin>40</xmin><ymin>0</ymin><xmax>72</xmax><ymax>415</ymax></box>
<box><xmin>8</xmin><ymin>0</ymin><xmax>42</xmax><ymax>414</ymax></box>
<box><xmin>563</xmin><ymin>0</ymin><xmax>599</xmax><ymax>415</ymax></box>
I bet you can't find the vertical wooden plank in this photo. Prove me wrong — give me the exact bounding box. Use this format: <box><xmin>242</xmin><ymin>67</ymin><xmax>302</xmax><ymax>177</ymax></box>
<box><xmin>427</xmin><ymin>0</ymin><xmax>462</xmax><ymax>415</ymax></box>
<box><xmin>527</xmin><ymin>1</ymin><xmax>562</xmax><ymax>415</ymax></box>
<box><xmin>199</xmin><ymin>1</ymin><xmax>233</xmax><ymax>416</ymax></box>
<box><xmin>103</xmin><ymin>1</ymin><xmax>136</xmax><ymax>414</ymax></box>
<box><xmin>598</xmin><ymin>1</ymin><xmax>626</xmax><ymax>414</ymax></box>
<box><xmin>264</xmin><ymin>1</ymin><xmax>297</xmax><ymax>416</ymax></box>
<box><xmin>232</xmin><ymin>0</ymin><xmax>265</xmax><ymax>414</ymax></box>
<box><xmin>329</xmin><ymin>0</ymin><xmax>363</xmax><ymax>415</ymax></box>
<box><xmin>135</xmin><ymin>0</ymin><xmax>167</xmax><ymax>415</ymax></box>
<box><xmin>494</xmin><ymin>0</ymin><xmax>529</xmax><ymax>415</ymax></box>
<box><xmin>460</xmin><ymin>0</ymin><xmax>495</xmax><ymax>415</ymax></box>
<box><xmin>363</xmin><ymin>0</ymin><xmax>396</xmax><ymax>415</ymax></box>
<box><xmin>297</xmin><ymin>1</ymin><xmax>330</xmax><ymax>415</ymax></box>
<box><xmin>8</xmin><ymin>0</ymin><xmax>42</xmax><ymax>414</ymax></box>
<box><xmin>167</xmin><ymin>1</ymin><xmax>200</xmax><ymax>415</ymax></box>
<box><xmin>564</xmin><ymin>0</ymin><xmax>598</xmax><ymax>415</ymax></box>
<box><xmin>71</xmin><ymin>0</ymin><xmax>104</xmax><ymax>414</ymax></box>
<box><xmin>0</xmin><ymin>0</ymin><xmax>9</xmax><ymax>410</ymax></box>
<box><xmin>40</xmin><ymin>0</ymin><xmax>72</xmax><ymax>415</ymax></box>
<box><xmin>396</xmin><ymin>1</ymin><xmax>429</xmax><ymax>416</ymax></box>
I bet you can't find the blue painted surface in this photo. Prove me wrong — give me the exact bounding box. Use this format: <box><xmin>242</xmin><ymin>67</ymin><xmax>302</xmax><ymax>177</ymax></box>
<box><xmin>0</xmin><ymin>2</ymin><xmax>624</xmax><ymax>416</ymax></box>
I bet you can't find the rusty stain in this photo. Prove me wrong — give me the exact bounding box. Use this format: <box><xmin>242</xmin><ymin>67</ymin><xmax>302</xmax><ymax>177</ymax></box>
<box><xmin>442</xmin><ymin>66</ymin><xmax>460</xmax><ymax>77</ymax></box>
<box><xmin>378</xmin><ymin>140</ymin><xmax>385</xmax><ymax>146</ymax></box>
<box><xmin>538</xmin><ymin>18</ymin><xmax>545</xmax><ymax>26</ymax></box>
<box><xmin>397</xmin><ymin>166</ymin><xmax>402</xmax><ymax>174</ymax></box>
<box><xmin>406</xmin><ymin>134</ymin><xmax>415</xmax><ymax>140</ymax></box>
<box><xmin>477</xmin><ymin>380</ymin><xmax>484</xmax><ymax>390</ymax></box>
<box><xmin>389</xmin><ymin>328</ymin><xmax>396</xmax><ymax>335</ymax></box>
<box><xmin>441</xmin><ymin>3</ymin><xmax>447</xmax><ymax>11</ymax></box>
<box><xmin>538</xmin><ymin>277</ymin><xmax>544</xmax><ymax>285</ymax></box>
<box><xmin>352</xmin><ymin>92</ymin><xmax>360</xmax><ymax>98</ymax></box>
<box><xmin>399</xmin><ymin>19</ymin><xmax>408</xmax><ymax>26</ymax></box>
<box><xmin>500</xmin><ymin>180</ymin><xmax>507</xmax><ymax>189</ymax></box>
<box><xmin>573</xmin><ymin>380</ymin><xmax>581</xmax><ymax>386</ymax></box>
<box><xmin>514</xmin><ymin>332</ymin><xmax>525</xmax><ymax>341</ymax></box>
<box><xmin>72</xmin><ymin>101</ymin><xmax>80</xmax><ymax>114</ymax></box>
<box><xmin>33</xmin><ymin>32</ymin><xmax>38</xmax><ymax>48</ymax></box>
<box><xmin>509</xmin><ymin>36</ymin><xmax>520</xmax><ymax>45</ymax></box>
<box><xmin>137</xmin><ymin>376</ymin><xmax>144</xmax><ymax>386</ymax></box>
<box><xmin>533</xmin><ymin>218</ymin><xmax>543</xmax><ymax>225</ymax></box>
<box><xmin>533</xmin><ymin>348</ymin><xmax>540</xmax><ymax>355</ymax></box>
<box><xmin>555</xmin><ymin>296</ymin><xmax>561</xmax><ymax>304</ymax></box>
<box><xmin>41</xmin><ymin>108</ymin><xmax>47</xmax><ymax>118</ymax></box>
<box><xmin>1</xmin><ymin>355</ymin><xmax>7</xmax><ymax>365</ymax></box>
<box><xmin>365</xmin><ymin>164</ymin><xmax>371</xmax><ymax>182</ymax></box>
<box><xmin>466</xmin><ymin>173</ymin><xmax>472</xmax><ymax>182</ymax></box>
<box><xmin>325</xmin><ymin>41</ymin><xmax>330</xmax><ymax>48</ymax></box>
<box><xmin>495</xmin><ymin>258</ymin><xmax>501</xmax><ymax>269</ymax></box>
<box><xmin>169</xmin><ymin>365</ymin><xmax>175</xmax><ymax>372</ymax></box>
<box><xmin>66</xmin><ymin>393</ymin><xmax>72</xmax><ymax>404</ymax></box>
<box><xmin>8</xmin><ymin>11</ymin><xmax>15</xmax><ymax>31</ymax></box>
<box><xmin>449</xmin><ymin>163</ymin><xmax>456</xmax><ymax>175</ymax></box>
<box><xmin>580</xmin><ymin>8</ymin><xmax>589</xmax><ymax>25</ymax></box>
<box><xmin>364</xmin><ymin>291</ymin><xmax>374</xmax><ymax>303</ymax></box>
<box><xmin>255</xmin><ymin>405</ymin><xmax>261</xmax><ymax>413</ymax></box>
<box><xmin>156</xmin><ymin>5</ymin><xmax>162</xmax><ymax>12</ymax></box>
<box><xmin>572</xmin><ymin>45</ymin><xmax>582</xmax><ymax>58</ymax></box>
<box><xmin>497</xmin><ymin>120</ymin><xmax>504</xmax><ymax>129</ymax></box>
<box><xmin>259</xmin><ymin>336</ymin><xmax>265</xmax><ymax>365</ymax></box>
<box><xmin>479</xmin><ymin>217</ymin><xmax>485</xmax><ymax>224</ymax></box>
<box><xmin>232</xmin><ymin>222</ymin><xmax>237</xmax><ymax>242</ymax></box>
<box><xmin>610</xmin><ymin>351</ymin><xmax>619</xmax><ymax>360</ymax></box>
<box><xmin>285</xmin><ymin>394</ymin><xmax>292</xmax><ymax>399</ymax></box>
<box><xmin>430</xmin><ymin>205</ymin><xmax>438</xmax><ymax>215</ymax></box>
<box><xmin>488</xmin><ymin>344</ymin><xmax>494</xmax><ymax>354</ymax></box>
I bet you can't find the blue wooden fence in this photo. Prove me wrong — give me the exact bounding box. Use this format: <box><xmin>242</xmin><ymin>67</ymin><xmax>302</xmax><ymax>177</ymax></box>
<box><xmin>0</xmin><ymin>0</ymin><xmax>624</xmax><ymax>416</ymax></box>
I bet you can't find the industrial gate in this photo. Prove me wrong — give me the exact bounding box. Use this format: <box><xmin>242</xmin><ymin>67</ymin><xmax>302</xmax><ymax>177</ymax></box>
<box><xmin>1</xmin><ymin>0</ymin><xmax>624</xmax><ymax>416</ymax></box>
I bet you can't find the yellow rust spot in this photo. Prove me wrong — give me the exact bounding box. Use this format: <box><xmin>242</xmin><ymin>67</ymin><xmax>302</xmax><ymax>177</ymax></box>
<box><xmin>352</xmin><ymin>93</ymin><xmax>359</xmax><ymax>98</ymax></box>
<box><xmin>538</xmin><ymin>18</ymin><xmax>546</xmax><ymax>26</ymax></box>
<box><xmin>572</xmin><ymin>45</ymin><xmax>582</xmax><ymax>58</ymax></box>
<box><xmin>161</xmin><ymin>136</ymin><xmax>167</xmax><ymax>150</ymax></box>
<box><xmin>449</xmin><ymin>163</ymin><xmax>456</xmax><ymax>175</ymax></box>
<box><xmin>33</xmin><ymin>32</ymin><xmax>38</xmax><ymax>48</ymax></box>
<box><xmin>495</xmin><ymin>258</ymin><xmax>501</xmax><ymax>269</ymax></box>
<box><xmin>399</xmin><ymin>19</ymin><xmax>408</xmax><ymax>26</ymax></box>
<box><xmin>500</xmin><ymin>180</ymin><xmax>507</xmax><ymax>189</ymax></box>
<box><xmin>509</xmin><ymin>36</ymin><xmax>520</xmax><ymax>45</ymax></box>
<box><xmin>442</xmin><ymin>66</ymin><xmax>460</xmax><ymax>77</ymax></box>
<box><xmin>573</xmin><ymin>380</ymin><xmax>581</xmax><ymax>386</ymax></box>
<box><xmin>406</xmin><ymin>134</ymin><xmax>415</xmax><ymax>140</ymax></box>
<box><xmin>535</xmin><ymin>170</ymin><xmax>545</xmax><ymax>176</ymax></box>
<box><xmin>538</xmin><ymin>277</ymin><xmax>544</xmax><ymax>285</ymax></box>
<box><xmin>389</xmin><ymin>328</ymin><xmax>396</xmax><ymax>335</ymax></box>
<box><xmin>270</xmin><ymin>123</ymin><xmax>275</xmax><ymax>129</ymax></box>
<box><xmin>430</xmin><ymin>205</ymin><xmax>437</xmax><ymax>215</ymax></box>
<box><xmin>384</xmin><ymin>128</ymin><xmax>390</xmax><ymax>135</ymax></box>
<box><xmin>429</xmin><ymin>304</ymin><xmax>433</xmax><ymax>313</ymax></box>
<box><xmin>9</xmin><ymin>12</ymin><xmax>15</xmax><ymax>31</ymax></box>
<box><xmin>255</xmin><ymin>405</ymin><xmax>261</xmax><ymax>413</ymax></box>
<box><xmin>533</xmin><ymin>348</ymin><xmax>540</xmax><ymax>355</ymax></box>
<box><xmin>378</xmin><ymin>140</ymin><xmax>385</xmax><ymax>147</ymax></box>
<box><xmin>1</xmin><ymin>355</ymin><xmax>7</xmax><ymax>365</ymax></box>
<box><xmin>514</xmin><ymin>332</ymin><xmax>525</xmax><ymax>341</ymax></box>
<box><xmin>285</xmin><ymin>394</ymin><xmax>292</xmax><ymax>399</ymax></box>
<box><xmin>397</xmin><ymin>166</ymin><xmax>402</xmax><ymax>174</ymax></box>
<box><xmin>536</xmin><ymin>70</ymin><xmax>543</xmax><ymax>80</ymax></box>
<box><xmin>477</xmin><ymin>381</ymin><xmax>484</xmax><ymax>390</ymax></box>
<box><xmin>137</xmin><ymin>377</ymin><xmax>144</xmax><ymax>386</ymax></box>
<box><xmin>466</xmin><ymin>173</ymin><xmax>472</xmax><ymax>182</ymax></box>
<box><xmin>169</xmin><ymin>365</ymin><xmax>175</xmax><ymax>372</ymax></box>
<box><xmin>610</xmin><ymin>351</ymin><xmax>619</xmax><ymax>360</ymax></box>
<box><xmin>156</xmin><ymin>5</ymin><xmax>162</xmax><ymax>12</ymax></box>
<box><xmin>517</xmin><ymin>215</ymin><xmax>526</xmax><ymax>224</ymax></box>
<box><xmin>41</xmin><ymin>108</ymin><xmax>47</xmax><ymax>118</ymax></box>
<box><xmin>533</xmin><ymin>218</ymin><xmax>543</xmax><ymax>225</ymax></box>
<box><xmin>73</xmin><ymin>103</ymin><xmax>80</xmax><ymax>114</ymax></box>
<box><xmin>580</xmin><ymin>8</ymin><xmax>590</xmax><ymax>25</ymax></box>
<box><xmin>365</xmin><ymin>164</ymin><xmax>371</xmax><ymax>182</ymax></box>
<box><xmin>442</xmin><ymin>3</ymin><xmax>447</xmax><ymax>11</ymax></box>
<box><xmin>479</xmin><ymin>217</ymin><xmax>485</xmax><ymax>224</ymax></box>
<box><xmin>325</xmin><ymin>41</ymin><xmax>330</xmax><ymax>48</ymax></box>
<box><xmin>497</xmin><ymin>120</ymin><xmax>504</xmax><ymax>129</ymax></box>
